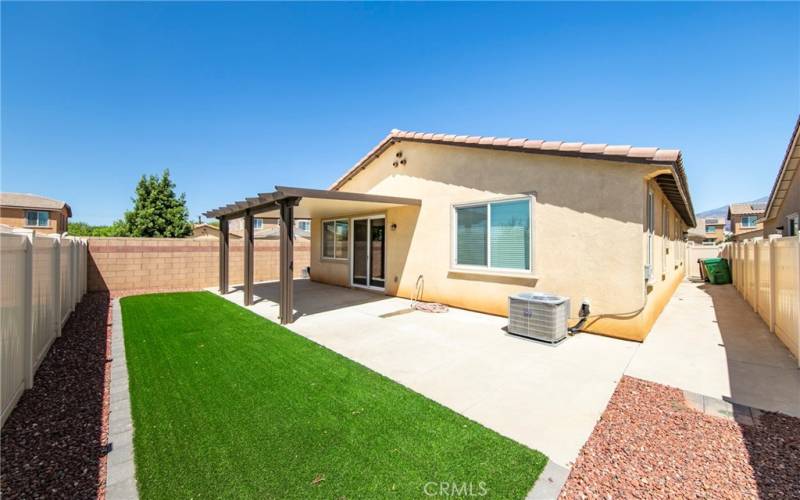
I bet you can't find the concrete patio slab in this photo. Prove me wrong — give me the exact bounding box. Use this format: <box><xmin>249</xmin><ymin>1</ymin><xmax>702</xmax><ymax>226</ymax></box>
<box><xmin>216</xmin><ymin>280</ymin><xmax>638</xmax><ymax>468</ymax></box>
<box><xmin>626</xmin><ymin>281</ymin><xmax>800</xmax><ymax>417</ymax></box>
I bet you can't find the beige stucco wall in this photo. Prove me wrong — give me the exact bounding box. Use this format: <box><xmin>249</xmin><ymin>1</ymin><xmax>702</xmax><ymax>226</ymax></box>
<box><xmin>0</xmin><ymin>206</ymin><xmax>68</xmax><ymax>234</ymax></box>
<box><xmin>311</xmin><ymin>141</ymin><xmax>687</xmax><ymax>341</ymax></box>
<box><xmin>764</xmin><ymin>169</ymin><xmax>800</xmax><ymax>236</ymax></box>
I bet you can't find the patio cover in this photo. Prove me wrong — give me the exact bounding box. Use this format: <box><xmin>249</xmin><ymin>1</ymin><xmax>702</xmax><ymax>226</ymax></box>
<box><xmin>203</xmin><ymin>186</ymin><xmax>421</xmax><ymax>323</ymax></box>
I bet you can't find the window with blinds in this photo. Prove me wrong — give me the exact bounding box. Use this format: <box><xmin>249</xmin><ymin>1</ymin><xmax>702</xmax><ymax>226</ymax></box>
<box><xmin>453</xmin><ymin>197</ymin><xmax>532</xmax><ymax>272</ymax></box>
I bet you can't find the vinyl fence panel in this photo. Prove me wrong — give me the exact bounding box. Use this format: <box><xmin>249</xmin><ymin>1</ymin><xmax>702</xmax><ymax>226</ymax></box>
<box><xmin>756</xmin><ymin>240</ymin><xmax>772</xmax><ymax>325</ymax></box>
<box><xmin>773</xmin><ymin>237</ymin><xmax>799</xmax><ymax>360</ymax></box>
<box><xmin>0</xmin><ymin>233</ymin><xmax>30</xmax><ymax>425</ymax></box>
<box><xmin>685</xmin><ymin>244</ymin><xmax>722</xmax><ymax>279</ymax></box>
<box><xmin>1</xmin><ymin>230</ymin><xmax>88</xmax><ymax>427</ymax></box>
<box><xmin>726</xmin><ymin>236</ymin><xmax>799</xmax><ymax>364</ymax></box>
<box><xmin>31</xmin><ymin>236</ymin><xmax>59</xmax><ymax>373</ymax></box>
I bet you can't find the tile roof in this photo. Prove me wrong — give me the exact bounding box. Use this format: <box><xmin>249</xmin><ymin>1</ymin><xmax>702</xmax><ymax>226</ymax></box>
<box><xmin>329</xmin><ymin>129</ymin><xmax>695</xmax><ymax>226</ymax></box>
<box><xmin>0</xmin><ymin>192</ymin><xmax>72</xmax><ymax>216</ymax></box>
<box><xmin>728</xmin><ymin>202</ymin><xmax>767</xmax><ymax>216</ymax></box>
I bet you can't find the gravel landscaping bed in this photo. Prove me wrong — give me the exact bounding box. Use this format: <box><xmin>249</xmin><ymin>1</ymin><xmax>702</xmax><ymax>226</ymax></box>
<box><xmin>1</xmin><ymin>288</ymin><xmax>198</xmax><ymax>499</ymax></box>
<box><xmin>560</xmin><ymin>376</ymin><xmax>800</xmax><ymax>499</ymax></box>
<box><xmin>1</xmin><ymin>292</ymin><xmax>112</xmax><ymax>499</ymax></box>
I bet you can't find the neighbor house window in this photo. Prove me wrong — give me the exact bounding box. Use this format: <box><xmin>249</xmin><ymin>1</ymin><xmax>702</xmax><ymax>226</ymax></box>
<box><xmin>297</xmin><ymin>220</ymin><xmax>310</xmax><ymax>231</ymax></box>
<box><xmin>322</xmin><ymin>219</ymin><xmax>349</xmax><ymax>259</ymax></box>
<box><xmin>25</xmin><ymin>210</ymin><xmax>49</xmax><ymax>227</ymax></box>
<box><xmin>452</xmin><ymin>196</ymin><xmax>532</xmax><ymax>272</ymax></box>
<box><xmin>705</xmin><ymin>225</ymin><xmax>716</xmax><ymax>233</ymax></box>
<box><xmin>741</xmin><ymin>215</ymin><xmax>757</xmax><ymax>228</ymax></box>
<box><xmin>253</xmin><ymin>218</ymin><xmax>264</xmax><ymax>230</ymax></box>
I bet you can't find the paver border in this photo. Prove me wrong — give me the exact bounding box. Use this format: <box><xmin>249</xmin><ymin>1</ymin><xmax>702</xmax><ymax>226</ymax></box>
<box><xmin>106</xmin><ymin>299</ymin><xmax>139</xmax><ymax>500</ymax></box>
<box><xmin>526</xmin><ymin>459</ymin><xmax>569</xmax><ymax>499</ymax></box>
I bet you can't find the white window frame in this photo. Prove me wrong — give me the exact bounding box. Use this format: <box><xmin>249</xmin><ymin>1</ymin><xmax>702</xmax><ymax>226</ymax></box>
<box><xmin>741</xmin><ymin>215</ymin><xmax>758</xmax><ymax>228</ymax></box>
<box><xmin>25</xmin><ymin>210</ymin><xmax>49</xmax><ymax>228</ymax></box>
<box><xmin>450</xmin><ymin>194</ymin><xmax>535</xmax><ymax>275</ymax></box>
<box><xmin>646</xmin><ymin>188</ymin><xmax>655</xmax><ymax>282</ymax></box>
<box><xmin>253</xmin><ymin>218</ymin><xmax>264</xmax><ymax>230</ymax></box>
<box><xmin>349</xmin><ymin>214</ymin><xmax>387</xmax><ymax>291</ymax></box>
<box><xmin>321</xmin><ymin>218</ymin><xmax>349</xmax><ymax>260</ymax></box>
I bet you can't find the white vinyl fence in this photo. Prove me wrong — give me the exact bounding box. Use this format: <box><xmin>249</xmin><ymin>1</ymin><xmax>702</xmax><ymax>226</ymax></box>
<box><xmin>685</xmin><ymin>243</ymin><xmax>723</xmax><ymax>279</ymax></box>
<box><xmin>1</xmin><ymin>229</ymin><xmax>88</xmax><ymax>426</ymax></box>
<box><xmin>724</xmin><ymin>236</ymin><xmax>800</xmax><ymax>363</ymax></box>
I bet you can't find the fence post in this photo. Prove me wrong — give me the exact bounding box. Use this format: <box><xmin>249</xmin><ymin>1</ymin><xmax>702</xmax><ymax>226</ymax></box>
<box><xmin>768</xmin><ymin>236</ymin><xmax>777</xmax><ymax>333</ymax></box>
<box><xmin>19</xmin><ymin>229</ymin><xmax>35</xmax><ymax>390</ymax></box>
<box><xmin>53</xmin><ymin>235</ymin><xmax>62</xmax><ymax>337</ymax></box>
<box><xmin>753</xmin><ymin>242</ymin><xmax>760</xmax><ymax>313</ymax></box>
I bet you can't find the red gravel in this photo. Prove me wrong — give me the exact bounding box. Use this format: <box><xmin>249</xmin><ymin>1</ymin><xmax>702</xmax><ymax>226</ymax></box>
<box><xmin>560</xmin><ymin>376</ymin><xmax>800</xmax><ymax>499</ymax></box>
<box><xmin>1</xmin><ymin>292</ymin><xmax>112</xmax><ymax>499</ymax></box>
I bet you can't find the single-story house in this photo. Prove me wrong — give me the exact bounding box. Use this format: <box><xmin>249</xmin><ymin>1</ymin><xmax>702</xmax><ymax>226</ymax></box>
<box><xmin>763</xmin><ymin>115</ymin><xmax>800</xmax><ymax>237</ymax></box>
<box><xmin>0</xmin><ymin>192</ymin><xmax>72</xmax><ymax>234</ymax></box>
<box><xmin>206</xmin><ymin>129</ymin><xmax>695</xmax><ymax>341</ymax></box>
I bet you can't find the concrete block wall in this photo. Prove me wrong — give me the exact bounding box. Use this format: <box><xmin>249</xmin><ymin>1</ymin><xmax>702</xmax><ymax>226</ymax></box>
<box><xmin>87</xmin><ymin>237</ymin><xmax>310</xmax><ymax>292</ymax></box>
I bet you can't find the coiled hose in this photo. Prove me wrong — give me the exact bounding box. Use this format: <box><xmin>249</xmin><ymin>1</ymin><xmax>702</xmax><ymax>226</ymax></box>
<box><xmin>411</xmin><ymin>275</ymin><xmax>448</xmax><ymax>313</ymax></box>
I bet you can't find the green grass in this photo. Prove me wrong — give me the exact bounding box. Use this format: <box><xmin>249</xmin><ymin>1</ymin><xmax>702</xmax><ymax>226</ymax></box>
<box><xmin>120</xmin><ymin>292</ymin><xmax>547</xmax><ymax>499</ymax></box>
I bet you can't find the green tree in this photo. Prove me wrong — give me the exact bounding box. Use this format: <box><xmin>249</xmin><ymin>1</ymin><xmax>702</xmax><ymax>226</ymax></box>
<box><xmin>67</xmin><ymin>221</ymin><xmax>94</xmax><ymax>236</ymax></box>
<box><xmin>92</xmin><ymin>220</ymin><xmax>129</xmax><ymax>237</ymax></box>
<box><xmin>67</xmin><ymin>220</ymin><xmax>129</xmax><ymax>236</ymax></box>
<box><xmin>124</xmin><ymin>169</ymin><xmax>192</xmax><ymax>238</ymax></box>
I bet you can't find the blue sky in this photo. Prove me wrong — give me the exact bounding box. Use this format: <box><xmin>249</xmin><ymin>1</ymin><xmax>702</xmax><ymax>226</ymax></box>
<box><xmin>2</xmin><ymin>2</ymin><xmax>798</xmax><ymax>225</ymax></box>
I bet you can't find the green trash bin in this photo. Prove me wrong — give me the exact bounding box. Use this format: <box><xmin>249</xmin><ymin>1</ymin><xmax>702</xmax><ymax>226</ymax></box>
<box><xmin>702</xmin><ymin>258</ymin><xmax>731</xmax><ymax>285</ymax></box>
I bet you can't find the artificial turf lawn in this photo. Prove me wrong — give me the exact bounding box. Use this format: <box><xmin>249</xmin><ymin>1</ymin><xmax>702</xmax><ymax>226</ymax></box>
<box><xmin>120</xmin><ymin>292</ymin><xmax>547</xmax><ymax>499</ymax></box>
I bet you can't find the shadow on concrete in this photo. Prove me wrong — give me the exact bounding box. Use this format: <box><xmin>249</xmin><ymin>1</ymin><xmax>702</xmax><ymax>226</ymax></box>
<box><xmin>698</xmin><ymin>282</ymin><xmax>800</xmax><ymax>498</ymax></box>
<box><xmin>230</xmin><ymin>279</ymin><xmax>390</xmax><ymax>320</ymax></box>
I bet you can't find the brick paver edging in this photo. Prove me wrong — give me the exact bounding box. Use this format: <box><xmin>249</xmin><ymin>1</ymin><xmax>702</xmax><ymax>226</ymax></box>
<box><xmin>106</xmin><ymin>299</ymin><xmax>139</xmax><ymax>499</ymax></box>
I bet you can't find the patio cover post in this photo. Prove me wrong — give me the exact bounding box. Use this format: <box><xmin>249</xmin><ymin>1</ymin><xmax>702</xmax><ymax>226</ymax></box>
<box><xmin>243</xmin><ymin>210</ymin><xmax>254</xmax><ymax>306</ymax></box>
<box><xmin>279</xmin><ymin>198</ymin><xmax>298</xmax><ymax>324</ymax></box>
<box><xmin>219</xmin><ymin>217</ymin><xmax>229</xmax><ymax>294</ymax></box>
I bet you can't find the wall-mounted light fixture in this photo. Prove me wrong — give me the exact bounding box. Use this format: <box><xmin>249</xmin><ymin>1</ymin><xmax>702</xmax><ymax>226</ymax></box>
<box><xmin>391</xmin><ymin>223</ymin><xmax>397</xmax><ymax>231</ymax></box>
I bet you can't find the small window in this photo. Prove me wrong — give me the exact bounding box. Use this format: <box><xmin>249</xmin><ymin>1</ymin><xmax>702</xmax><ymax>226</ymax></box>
<box><xmin>322</xmin><ymin>219</ymin><xmax>349</xmax><ymax>259</ymax></box>
<box><xmin>787</xmin><ymin>213</ymin><xmax>799</xmax><ymax>237</ymax></box>
<box><xmin>705</xmin><ymin>225</ymin><xmax>716</xmax><ymax>233</ymax></box>
<box><xmin>25</xmin><ymin>210</ymin><xmax>49</xmax><ymax>227</ymax></box>
<box><xmin>741</xmin><ymin>215</ymin><xmax>757</xmax><ymax>228</ymax></box>
<box><xmin>453</xmin><ymin>196</ymin><xmax>532</xmax><ymax>272</ymax></box>
<box><xmin>297</xmin><ymin>220</ymin><xmax>310</xmax><ymax>231</ymax></box>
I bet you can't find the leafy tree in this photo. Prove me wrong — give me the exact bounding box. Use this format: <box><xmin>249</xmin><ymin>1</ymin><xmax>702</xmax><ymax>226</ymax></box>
<box><xmin>123</xmin><ymin>169</ymin><xmax>192</xmax><ymax>238</ymax></box>
<box><xmin>67</xmin><ymin>220</ymin><xmax>129</xmax><ymax>237</ymax></box>
<box><xmin>67</xmin><ymin>221</ymin><xmax>94</xmax><ymax>236</ymax></box>
<box><xmin>92</xmin><ymin>220</ymin><xmax>129</xmax><ymax>237</ymax></box>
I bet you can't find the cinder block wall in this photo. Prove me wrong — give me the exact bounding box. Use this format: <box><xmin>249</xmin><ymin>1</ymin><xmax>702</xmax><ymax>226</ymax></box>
<box><xmin>87</xmin><ymin>237</ymin><xmax>310</xmax><ymax>292</ymax></box>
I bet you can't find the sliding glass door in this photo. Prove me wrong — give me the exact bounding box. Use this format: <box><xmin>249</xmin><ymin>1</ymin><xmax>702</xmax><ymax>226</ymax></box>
<box><xmin>351</xmin><ymin>216</ymin><xmax>385</xmax><ymax>290</ymax></box>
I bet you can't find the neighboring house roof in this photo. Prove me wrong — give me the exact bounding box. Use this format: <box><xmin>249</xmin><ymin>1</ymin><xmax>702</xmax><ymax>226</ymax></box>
<box><xmin>0</xmin><ymin>192</ymin><xmax>72</xmax><ymax>217</ymax></box>
<box><xmin>329</xmin><ymin>129</ymin><xmax>695</xmax><ymax>226</ymax></box>
<box><xmin>764</xmin><ymin>115</ymin><xmax>800</xmax><ymax>222</ymax></box>
<box><xmin>727</xmin><ymin>202</ymin><xmax>766</xmax><ymax>219</ymax></box>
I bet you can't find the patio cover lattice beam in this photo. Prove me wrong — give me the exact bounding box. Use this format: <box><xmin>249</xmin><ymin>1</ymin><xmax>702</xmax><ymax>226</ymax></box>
<box><xmin>204</xmin><ymin>186</ymin><xmax>421</xmax><ymax>324</ymax></box>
